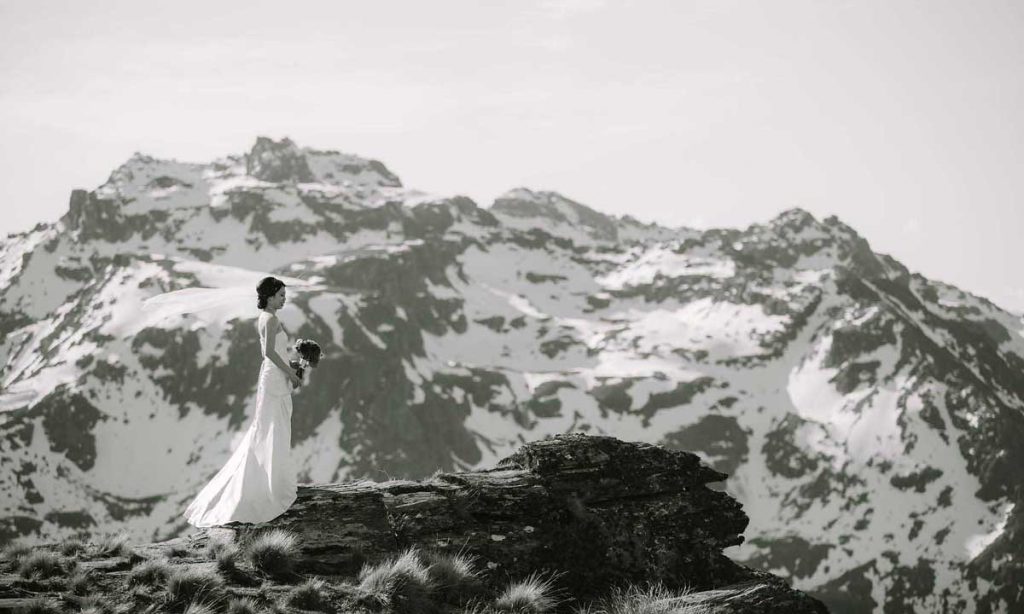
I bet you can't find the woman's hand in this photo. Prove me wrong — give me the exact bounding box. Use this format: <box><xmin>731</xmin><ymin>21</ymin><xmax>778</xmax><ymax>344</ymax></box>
<box><xmin>288</xmin><ymin>369</ymin><xmax>302</xmax><ymax>387</ymax></box>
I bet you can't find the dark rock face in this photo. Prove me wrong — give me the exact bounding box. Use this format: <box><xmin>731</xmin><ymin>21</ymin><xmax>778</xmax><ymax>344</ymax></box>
<box><xmin>246</xmin><ymin>136</ymin><xmax>315</xmax><ymax>183</ymax></box>
<box><xmin>192</xmin><ymin>435</ymin><xmax>826</xmax><ymax>612</ymax></box>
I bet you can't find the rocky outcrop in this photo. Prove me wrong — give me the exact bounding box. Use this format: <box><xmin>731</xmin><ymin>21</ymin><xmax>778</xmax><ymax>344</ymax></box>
<box><xmin>246</xmin><ymin>136</ymin><xmax>315</xmax><ymax>183</ymax></box>
<box><xmin>173</xmin><ymin>434</ymin><xmax>824</xmax><ymax>612</ymax></box>
<box><xmin>0</xmin><ymin>435</ymin><xmax>827</xmax><ymax>612</ymax></box>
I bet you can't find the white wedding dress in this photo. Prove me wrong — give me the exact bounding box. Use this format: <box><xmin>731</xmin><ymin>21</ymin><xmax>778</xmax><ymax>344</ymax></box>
<box><xmin>183</xmin><ymin>311</ymin><xmax>298</xmax><ymax>527</ymax></box>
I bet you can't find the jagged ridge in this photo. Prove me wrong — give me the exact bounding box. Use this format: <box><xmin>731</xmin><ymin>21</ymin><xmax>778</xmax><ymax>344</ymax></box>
<box><xmin>1</xmin><ymin>137</ymin><xmax>1023</xmax><ymax>613</ymax></box>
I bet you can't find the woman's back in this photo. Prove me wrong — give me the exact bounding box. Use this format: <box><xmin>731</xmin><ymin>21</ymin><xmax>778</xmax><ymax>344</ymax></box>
<box><xmin>257</xmin><ymin>311</ymin><xmax>291</xmax><ymax>395</ymax></box>
<box><xmin>183</xmin><ymin>309</ymin><xmax>297</xmax><ymax>527</ymax></box>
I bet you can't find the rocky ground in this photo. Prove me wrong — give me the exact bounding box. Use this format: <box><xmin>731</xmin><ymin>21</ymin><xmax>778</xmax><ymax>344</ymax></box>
<box><xmin>0</xmin><ymin>435</ymin><xmax>826</xmax><ymax>613</ymax></box>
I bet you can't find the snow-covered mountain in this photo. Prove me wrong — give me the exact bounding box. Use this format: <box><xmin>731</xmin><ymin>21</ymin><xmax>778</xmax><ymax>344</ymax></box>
<box><xmin>1</xmin><ymin>137</ymin><xmax>1022</xmax><ymax>613</ymax></box>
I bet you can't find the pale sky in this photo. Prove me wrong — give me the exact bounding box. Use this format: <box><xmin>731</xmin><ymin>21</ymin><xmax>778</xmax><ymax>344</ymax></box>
<box><xmin>1</xmin><ymin>0</ymin><xmax>1022</xmax><ymax>312</ymax></box>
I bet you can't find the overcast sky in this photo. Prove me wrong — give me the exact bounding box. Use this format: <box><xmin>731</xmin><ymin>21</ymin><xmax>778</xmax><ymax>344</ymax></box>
<box><xmin>1</xmin><ymin>0</ymin><xmax>1022</xmax><ymax>312</ymax></box>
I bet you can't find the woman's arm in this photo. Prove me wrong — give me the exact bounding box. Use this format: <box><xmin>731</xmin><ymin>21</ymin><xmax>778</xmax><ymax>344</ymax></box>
<box><xmin>262</xmin><ymin>315</ymin><xmax>300</xmax><ymax>382</ymax></box>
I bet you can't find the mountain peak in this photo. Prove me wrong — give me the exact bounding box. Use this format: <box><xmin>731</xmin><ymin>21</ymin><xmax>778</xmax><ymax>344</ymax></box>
<box><xmin>244</xmin><ymin>136</ymin><xmax>402</xmax><ymax>188</ymax></box>
<box><xmin>495</xmin><ymin>187</ymin><xmax>577</xmax><ymax>209</ymax></box>
<box><xmin>245</xmin><ymin>135</ymin><xmax>314</xmax><ymax>183</ymax></box>
<box><xmin>769</xmin><ymin>207</ymin><xmax>819</xmax><ymax>229</ymax></box>
<box><xmin>491</xmin><ymin>187</ymin><xmax>621</xmax><ymax>241</ymax></box>
<box><xmin>490</xmin><ymin>188</ymin><xmax>685</xmax><ymax>244</ymax></box>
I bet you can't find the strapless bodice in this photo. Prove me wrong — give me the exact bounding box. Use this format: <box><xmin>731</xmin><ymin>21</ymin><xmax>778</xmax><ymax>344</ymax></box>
<box><xmin>260</xmin><ymin>327</ymin><xmax>290</xmax><ymax>359</ymax></box>
<box><xmin>258</xmin><ymin>317</ymin><xmax>291</xmax><ymax>395</ymax></box>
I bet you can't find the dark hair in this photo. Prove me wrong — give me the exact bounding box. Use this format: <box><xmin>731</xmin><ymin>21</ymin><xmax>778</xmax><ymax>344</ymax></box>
<box><xmin>256</xmin><ymin>276</ymin><xmax>286</xmax><ymax>310</ymax></box>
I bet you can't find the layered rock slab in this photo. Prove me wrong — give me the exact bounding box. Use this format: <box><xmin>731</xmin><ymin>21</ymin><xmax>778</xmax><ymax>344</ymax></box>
<box><xmin>186</xmin><ymin>434</ymin><xmax>826</xmax><ymax>612</ymax></box>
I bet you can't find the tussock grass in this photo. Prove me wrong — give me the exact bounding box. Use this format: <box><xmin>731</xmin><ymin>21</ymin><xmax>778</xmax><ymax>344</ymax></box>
<box><xmin>68</xmin><ymin>567</ymin><xmax>94</xmax><ymax>595</ymax></box>
<box><xmin>128</xmin><ymin>557</ymin><xmax>172</xmax><ymax>587</ymax></box>
<box><xmin>357</xmin><ymin>547</ymin><xmax>436</xmax><ymax>613</ymax></box>
<box><xmin>657</xmin><ymin>580</ymin><xmax>765</xmax><ymax>612</ymax></box>
<box><xmin>58</xmin><ymin>538</ymin><xmax>88</xmax><ymax>557</ymax></box>
<box><xmin>75</xmin><ymin>594</ymin><xmax>115</xmax><ymax>614</ymax></box>
<box><xmin>286</xmin><ymin>577</ymin><xmax>332</xmax><ymax>612</ymax></box>
<box><xmin>183</xmin><ymin>602</ymin><xmax>218</xmax><ymax>614</ymax></box>
<box><xmin>246</xmin><ymin>529</ymin><xmax>300</xmax><ymax>581</ymax></box>
<box><xmin>12</xmin><ymin>595</ymin><xmax>62</xmax><ymax>614</ymax></box>
<box><xmin>126</xmin><ymin>547</ymin><xmax>148</xmax><ymax>567</ymax></box>
<box><xmin>588</xmin><ymin>584</ymin><xmax>711</xmax><ymax>614</ymax></box>
<box><xmin>421</xmin><ymin>549</ymin><xmax>481</xmax><ymax>604</ymax></box>
<box><xmin>1</xmin><ymin>540</ymin><xmax>34</xmax><ymax>565</ymax></box>
<box><xmin>215</xmin><ymin>542</ymin><xmax>241</xmax><ymax>575</ymax></box>
<box><xmin>91</xmin><ymin>531</ymin><xmax>132</xmax><ymax>558</ymax></box>
<box><xmin>204</xmin><ymin>539</ymin><xmax>232</xmax><ymax>560</ymax></box>
<box><xmin>493</xmin><ymin>572</ymin><xmax>561</xmax><ymax>614</ymax></box>
<box><xmin>167</xmin><ymin>544</ymin><xmax>192</xmax><ymax>559</ymax></box>
<box><xmin>165</xmin><ymin>566</ymin><xmax>226</xmax><ymax>611</ymax></box>
<box><xmin>226</xmin><ymin>596</ymin><xmax>261</xmax><ymax>614</ymax></box>
<box><xmin>205</xmin><ymin>539</ymin><xmax>249</xmax><ymax>582</ymax></box>
<box><xmin>460</xmin><ymin>603</ymin><xmax>499</xmax><ymax>614</ymax></box>
<box><xmin>16</xmin><ymin>550</ymin><xmax>68</xmax><ymax>580</ymax></box>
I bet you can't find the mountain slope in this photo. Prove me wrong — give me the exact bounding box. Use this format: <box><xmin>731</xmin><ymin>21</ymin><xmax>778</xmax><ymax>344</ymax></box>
<box><xmin>1</xmin><ymin>138</ymin><xmax>1022</xmax><ymax>613</ymax></box>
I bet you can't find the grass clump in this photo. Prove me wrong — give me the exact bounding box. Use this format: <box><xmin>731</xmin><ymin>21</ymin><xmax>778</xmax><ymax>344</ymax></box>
<box><xmin>91</xmin><ymin>531</ymin><xmax>132</xmax><ymax>558</ymax></box>
<box><xmin>204</xmin><ymin>539</ymin><xmax>232</xmax><ymax>560</ymax></box>
<box><xmin>126</xmin><ymin>547</ymin><xmax>148</xmax><ymax>567</ymax></box>
<box><xmin>167</xmin><ymin>544</ymin><xmax>192</xmax><ymax>559</ymax></box>
<box><xmin>226</xmin><ymin>596</ymin><xmax>262</xmax><ymax>614</ymax></box>
<box><xmin>128</xmin><ymin>557</ymin><xmax>172</xmax><ymax>587</ymax></box>
<box><xmin>183</xmin><ymin>602</ymin><xmax>219</xmax><ymax>614</ymax></box>
<box><xmin>286</xmin><ymin>577</ymin><xmax>332</xmax><ymax>612</ymax></box>
<box><xmin>58</xmin><ymin>538</ymin><xmax>88</xmax><ymax>557</ymax></box>
<box><xmin>74</xmin><ymin>594</ymin><xmax>115</xmax><ymax>614</ymax></box>
<box><xmin>588</xmin><ymin>584</ymin><xmax>710</xmax><ymax>614</ymax></box>
<box><xmin>215</xmin><ymin>542</ymin><xmax>241</xmax><ymax>575</ymax></box>
<box><xmin>1</xmin><ymin>540</ymin><xmax>34</xmax><ymax>567</ymax></box>
<box><xmin>16</xmin><ymin>550</ymin><xmax>68</xmax><ymax>580</ymax></box>
<box><xmin>421</xmin><ymin>549</ymin><xmax>482</xmax><ymax>604</ymax></box>
<box><xmin>12</xmin><ymin>595</ymin><xmax>63</xmax><ymax>614</ymax></box>
<box><xmin>246</xmin><ymin>529</ymin><xmax>300</xmax><ymax>581</ymax></box>
<box><xmin>213</xmin><ymin>541</ymin><xmax>259</xmax><ymax>586</ymax></box>
<box><xmin>67</xmin><ymin>567</ymin><xmax>94</xmax><ymax>595</ymax></box>
<box><xmin>493</xmin><ymin>572</ymin><xmax>561</xmax><ymax>614</ymax></box>
<box><xmin>357</xmin><ymin>547</ymin><xmax>437</xmax><ymax>613</ymax></box>
<box><xmin>460</xmin><ymin>603</ymin><xmax>499</xmax><ymax>614</ymax></box>
<box><xmin>165</xmin><ymin>566</ymin><xmax>226</xmax><ymax>611</ymax></box>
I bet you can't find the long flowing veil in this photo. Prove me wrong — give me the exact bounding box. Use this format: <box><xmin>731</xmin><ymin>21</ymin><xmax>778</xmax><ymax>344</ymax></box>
<box><xmin>140</xmin><ymin>273</ymin><xmax>327</xmax><ymax>324</ymax></box>
<box><xmin>134</xmin><ymin>265</ymin><xmax>369</xmax><ymax>360</ymax></box>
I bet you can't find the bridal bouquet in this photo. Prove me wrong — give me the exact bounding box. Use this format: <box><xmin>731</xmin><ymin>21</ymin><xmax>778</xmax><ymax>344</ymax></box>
<box><xmin>289</xmin><ymin>338</ymin><xmax>322</xmax><ymax>390</ymax></box>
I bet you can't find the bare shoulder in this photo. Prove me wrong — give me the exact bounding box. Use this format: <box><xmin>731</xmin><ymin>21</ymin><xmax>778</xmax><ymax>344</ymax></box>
<box><xmin>264</xmin><ymin>313</ymin><xmax>284</xmax><ymax>334</ymax></box>
<box><xmin>258</xmin><ymin>311</ymin><xmax>277</xmax><ymax>333</ymax></box>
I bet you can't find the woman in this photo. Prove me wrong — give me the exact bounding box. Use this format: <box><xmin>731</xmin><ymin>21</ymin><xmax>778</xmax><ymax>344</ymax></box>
<box><xmin>182</xmin><ymin>276</ymin><xmax>303</xmax><ymax>527</ymax></box>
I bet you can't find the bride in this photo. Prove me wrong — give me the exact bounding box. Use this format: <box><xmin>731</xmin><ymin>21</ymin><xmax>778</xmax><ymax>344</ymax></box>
<box><xmin>182</xmin><ymin>276</ymin><xmax>303</xmax><ymax>527</ymax></box>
